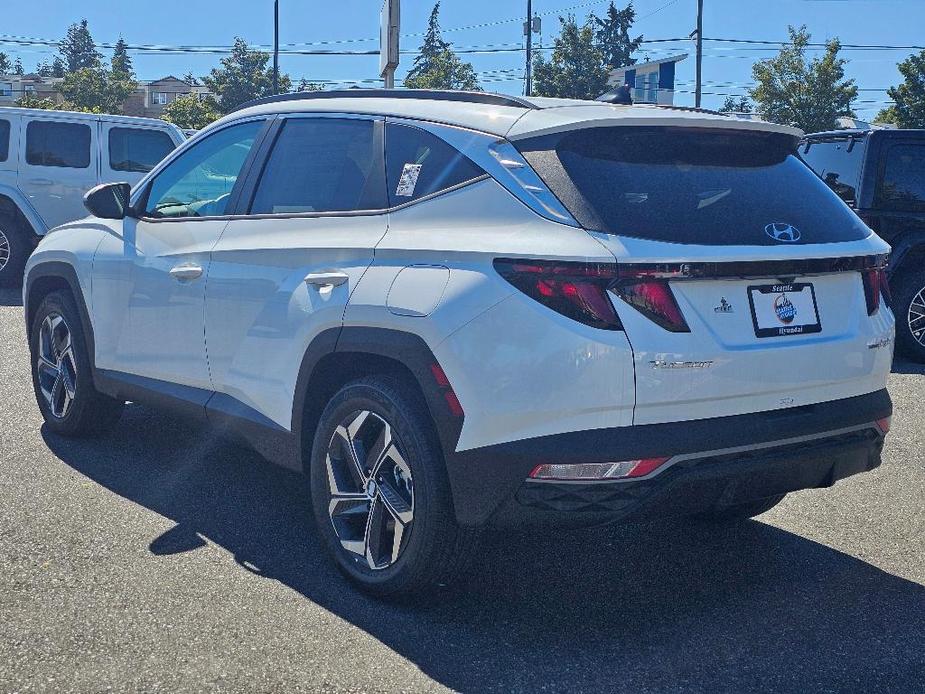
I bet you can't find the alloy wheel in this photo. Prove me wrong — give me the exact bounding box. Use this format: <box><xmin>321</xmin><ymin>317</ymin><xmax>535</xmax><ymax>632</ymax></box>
<box><xmin>909</xmin><ymin>286</ymin><xmax>925</xmax><ymax>347</ymax></box>
<box><xmin>36</xmin><ymin>313</ymin><xmax>78</xmax><ymax>419</ymax></box>
<box><xmin>0</xmin><ymin>227</ymin><xmax>10</xmax><ymax>272</ymax></box>
<box><xmin>325</xmin><ymin>410</ymin><xmax>414</xmax><ymax>570</ymax></box>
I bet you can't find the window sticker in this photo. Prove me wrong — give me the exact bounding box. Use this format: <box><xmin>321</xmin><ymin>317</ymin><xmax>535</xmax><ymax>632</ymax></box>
<box><xmin>396</xmin><ymin>163</ymin><xmax>423</xmax><ymax>197</ymax></box>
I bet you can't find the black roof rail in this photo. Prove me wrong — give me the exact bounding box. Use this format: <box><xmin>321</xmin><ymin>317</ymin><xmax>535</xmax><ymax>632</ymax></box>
<box><xmin>233</xmin><ymin>89</ymin><xmax>539</xmax><ymax>114</ymax></box>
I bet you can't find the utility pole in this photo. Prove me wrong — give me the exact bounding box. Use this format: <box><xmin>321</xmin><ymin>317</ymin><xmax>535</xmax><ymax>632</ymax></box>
<box><xmin>273</xmin><ymin>0</ymin><xmax>280</xmax><ymax>94</ymax></box>
<box><xmin>525</xmin><ymin>0</ymin><xmax>533</xmax><ymax>96</ymax></box>
<box><xmin>695</xmin><ymin>0</ymin><xmax>703</xmax><ymax>108</ymax></box>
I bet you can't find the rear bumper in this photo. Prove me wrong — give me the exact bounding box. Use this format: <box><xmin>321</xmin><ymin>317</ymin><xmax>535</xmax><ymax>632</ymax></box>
<box><xmin>445</xmin><ymin>389</ymin><xmax>891</xmax><ymax>527</ymax></box>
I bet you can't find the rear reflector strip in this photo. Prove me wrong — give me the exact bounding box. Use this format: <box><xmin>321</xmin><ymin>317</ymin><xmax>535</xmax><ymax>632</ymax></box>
<box><xmin>530</xmin><ymin>457</ymin><xmax>671</xmax><ymax>481</ymax></box>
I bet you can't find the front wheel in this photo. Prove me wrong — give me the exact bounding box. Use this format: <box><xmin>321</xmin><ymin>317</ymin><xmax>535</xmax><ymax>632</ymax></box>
<box><xmin>30</xmin><ymin>290</ymin><xmax>125</xmax><ymax>437</ymax></box>
<box><xmin>309</xmin><ymin>376</ymin><xmax>478</xmax><ymax>596</ymax></box>
<box><xmin>891</xmin><ymin>270</ymin><xmax>925</xmax><ymax>363</ymax></box>
<box><xmin>0</xmin><ymin>214</ymin><xmax>29</xmax><ymax>287</ymax></box>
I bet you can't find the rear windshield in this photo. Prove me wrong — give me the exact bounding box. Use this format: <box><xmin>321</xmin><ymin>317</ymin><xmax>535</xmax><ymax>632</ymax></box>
<box><xmin>517</xmin><ymin>127</ymin><xmax>870</xmax><ymax>246</ymax></box>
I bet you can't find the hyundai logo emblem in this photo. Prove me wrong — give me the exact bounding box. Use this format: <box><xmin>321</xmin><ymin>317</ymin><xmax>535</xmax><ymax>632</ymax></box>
<box><xmin>765</xmin><ymin>222</ymin><xmax>802</xmax><ymax>243</ymax></box>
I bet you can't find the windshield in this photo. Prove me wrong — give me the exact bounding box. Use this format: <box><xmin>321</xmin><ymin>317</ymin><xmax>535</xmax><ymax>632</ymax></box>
<box><xmin>517</xmin><ymin>127</ymin><xmax>871</xmax><ymax>246</ymax></box>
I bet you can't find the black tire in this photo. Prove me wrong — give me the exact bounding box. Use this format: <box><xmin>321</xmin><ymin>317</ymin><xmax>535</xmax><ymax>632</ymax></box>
<box><xmin>697</xmin><ymin>494</ymin><xmax>786</xmax><ymax>523</ymax></box>
<box><xmin>0</xmin><ymin>213</ymin><xmax>30</xmax><ymax>287</ymax></box>
<box><xmin>30</xmin><ymin>290</ymin><xmax>124</xmax><ymax>437</ymax></box>
<box><xmin>309</xmin><ymin>375</ymin><xmax>478</xmax><ymax>597</ymax></box>
<box><xmin>890</xmin><ymin>269</ymin><xmax>925</xmax><ymax>363</ymax></box>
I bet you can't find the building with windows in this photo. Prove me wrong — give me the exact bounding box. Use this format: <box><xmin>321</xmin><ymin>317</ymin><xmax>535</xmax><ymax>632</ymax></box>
<box><xmin>0</xmin><ymin>74</ymin><xmax>66</xmax><ymax>106</ymax></box>
<box><xmin>123</xmin><ymin>76</ymin><xmax>214</xmax><ymax>117</ymax></box>
<box><xmin>601</xmin><ymin>54</ymin><xmax>688</xmax><ymax>106</ymax></box>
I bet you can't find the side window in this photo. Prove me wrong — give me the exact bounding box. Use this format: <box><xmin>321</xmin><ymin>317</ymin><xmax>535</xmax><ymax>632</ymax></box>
<box><xmin>143</xmin><ymin>120</ymin><xmax>263</xmax><ymax>218</ymax></box>
<box><xmin>0</xmin><ymin>119</ymin><xmax>9</xmax><ymax>162</ymax></box>
<box><xmin>385</xmin><ymin>123</ymin><xmax>485</xmax><ymax>207</ymax></box>
<box><xmin>876</xmin><ymin>144</ymin><xmax>925</xmax><ymax>212</ymax></box>
<box><xmin>109</xmin><ymin>127</ymin><xmax>177</xmax><ymax>173</ymax></box>
<box><xmin>250</xmin><ymin>118</ymin><xmax>385</xmax><ymax>215</ymax></box>
<box><xmin>26</xmin><ymin>121</ymin><xmax>91</xmax><ymax>168</ymax></box>
<box><xmin>801</xmin><ymin>138</ymin><xmax>864</xmax><ymax>204</ymax></box>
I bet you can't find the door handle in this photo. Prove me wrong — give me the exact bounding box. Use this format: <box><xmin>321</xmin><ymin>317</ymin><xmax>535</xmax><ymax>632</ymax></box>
<box><xmin>304</xmin><ymin>271</ymin><xmax>349</xmax><ymax>289</ymax></box>
<box><xmin>29</xmin><ymin>178</ymin><xmax>54</xmax><ymax>186</ymax></box>
<box><xmin>169</xmin><ymin>264</ymin><xmax>203</xmax><ymax>282</ymax></box>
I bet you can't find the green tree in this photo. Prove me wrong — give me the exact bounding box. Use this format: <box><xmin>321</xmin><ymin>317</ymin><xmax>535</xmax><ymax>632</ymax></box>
<box><xmin>533</xmin><ymin>15</ymin><xmax>609</xmax><ymax>100</ymax></box>
<box><xmin>162</xmin><ymin>93</ymin><xmax>221</xmax><ymax>130</ymax></box>
<box><xmin>719</xmin><ymin>95</ymin><xmax>753</xmax><ymax>113</ymax></box>
<box><xmin>750</xmin><ymin>25</ymin><xmax>857</xmax><ymax>132</ymax></box>
<box><xmin>0</xmin><ymin>52</ymin><xmax>11</xmax><ymax>74</ymax></box>
<box><xmin>16</xmin><ymin>94</ymin><xmax>63</xmax><ymax>110</ymax></box>
<box><xmin>111</xmin><ymin>38</ymin><xmax>134</xmax><ymax>80</ymax></box>
<box><xmin>296</xmin><ymin>78</ymin><xmax>324</xmax><ymax>92</ymax></box>
<box><xmin>404</xmin><ymin>3</ymin><xmax>480</xmax><ymax>90</ymax></box>
<box><xmin>876</xmin><ymin>50</ymin><xmax>925</xmax><ymax>128</ymax></box>
<box><xmin>59</xmin><ymin>19</ymin><xmax>102</xmax><ymax>72</ymax></box>
<box><xmin>58</xmin><ymin>66</ymin><xmax>136</xmax><ymax>114</ymax></box>
<box><xmin>593</xmin><ymin>2</ymin><xmax>643</xmax><ymax>70</ymax></box>
<box><xmin>36</xmin><ymin>57</ymin><xmax>65</xmax><ymax>78</ymax></box>
<box><xmin>13</xmin><ymin>57</ymin><xmax>24</xmax><ymax>75</ymax></box>
<box><xmin>203</xmin><ymin>37</ymin><xmax>291</xmax><ymax>114</ymax></box>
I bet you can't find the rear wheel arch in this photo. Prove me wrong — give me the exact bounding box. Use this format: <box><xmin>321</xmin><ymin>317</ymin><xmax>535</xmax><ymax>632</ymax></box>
<box><xmin>292</xmin><ymin>327</ymin><xmax>463</xmax><ymax>469</ymax></box>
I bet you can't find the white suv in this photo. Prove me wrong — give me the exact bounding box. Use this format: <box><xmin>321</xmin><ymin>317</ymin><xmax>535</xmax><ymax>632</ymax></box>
<box><xmin>0</xmin><ymin>107</ymin><xmax>184</xmax><ymax>284</ymax></box>
<box><xmin>24</xmin><ymin>90</ymin><xmax>895</xmax><ymax>595</ymax></box>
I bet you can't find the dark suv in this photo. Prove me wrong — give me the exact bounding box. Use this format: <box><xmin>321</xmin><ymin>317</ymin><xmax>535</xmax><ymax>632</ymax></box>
<box><xmin>801</xmin><ymin>128</ymin><xmax>925</xmax><ymax>360</ymax></box>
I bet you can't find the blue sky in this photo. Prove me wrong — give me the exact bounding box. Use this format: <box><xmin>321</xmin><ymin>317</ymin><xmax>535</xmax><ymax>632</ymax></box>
<box><xmin>2</xmin><ymin>0</ymin><xmax>923</xmax><ymax>118</ymax></box>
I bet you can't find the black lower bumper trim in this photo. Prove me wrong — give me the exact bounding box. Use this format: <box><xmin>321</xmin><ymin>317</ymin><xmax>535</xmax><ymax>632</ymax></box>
<box><xmin>512</xmin><ymin>425</ymin><xmax>883</xmax><ymax>520</ymax></box>
<box><xmin>446</xmin><ymin>389</ymin><xmax>891</xmax><ymax>526</ymax></box>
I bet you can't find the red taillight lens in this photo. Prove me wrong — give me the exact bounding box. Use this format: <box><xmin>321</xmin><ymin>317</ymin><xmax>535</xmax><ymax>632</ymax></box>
<box><xmin>612</xmin><ymin>268</ymin><xmax>690</xmax><ymax>333</ymax></box>
<box><xmin>493</xmin><ymin>259</ymin><xmax>622</xmax><ymax>330</ymax></box>
<box><xmin>862</xmin><ymin>268</ymin><xmax>889</xmax><ymax>315</ymax></box>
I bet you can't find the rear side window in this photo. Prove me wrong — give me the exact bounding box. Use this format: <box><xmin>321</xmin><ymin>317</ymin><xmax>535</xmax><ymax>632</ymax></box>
<box><xmin>109</xmin><ymin>127</ymin><xmax>176</xmax><ymax>173</ymax></box>
<box><xmin>801</xmin><ymin>137</ymin><xmax>866</xmax><ymax>204</ymax></box>
<box><xmin>876</xmin><ymin>144</ymin><xmax>925</xmax><ymax>212</ymax></box>
<box><xmin>26</xmin><ymin>120</ymin><xmax>91</xmax><ymax>168</ymax></box>
<box><xmin>250</xmin><ymin>118</ymin><xmax>386</xmax><ymax>214</ymax></box>
<box><xmin>385</xmin><ymin>123</ymin><xmax>484</xmax><ymax>207</ymax></box>
<box><xmin>0</xmin><ymin>119</ymin><xmax>9</xmax><ymax>162</ymax></box>
<box><xmin>518</xmin><ymin>127</ymin><xmax>870</xmax><ymax>246</ymax></box>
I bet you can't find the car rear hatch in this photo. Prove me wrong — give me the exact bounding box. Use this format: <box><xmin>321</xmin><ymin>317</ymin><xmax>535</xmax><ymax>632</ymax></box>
<box><xmin>515</xmin><ymin>123</ymin><xmax>895</xmax><ymax>425</ymax></box>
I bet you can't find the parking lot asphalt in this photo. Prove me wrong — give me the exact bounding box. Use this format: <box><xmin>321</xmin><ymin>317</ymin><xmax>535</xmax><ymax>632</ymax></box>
<box><xmin>1</xmin><ymin>285</ymin><xmax>923</xmax><ymax>693</ymax></box>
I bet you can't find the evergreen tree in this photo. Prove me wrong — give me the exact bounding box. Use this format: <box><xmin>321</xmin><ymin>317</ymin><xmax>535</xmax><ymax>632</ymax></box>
<box><xmin>59</xmin><ymin>19</ymin><xmax>102</xmax><ymax>72</ymax></box>
<box><xmin>403</xmin><ymin>2</ymin><xmax>480</xmax><ymax>90</ymax></box>
<box><xmin>13</xmin><ymin>57</ymin><xmax>24</xmax><ymax>75</ymax></box>
<box><xmin>719</xmin><ymin>95</ymin><xmax>752</xmax><ymax>113</ymax></box>
<box><xmin>750</xmin><ymin>26</ymin><xmax>857</xmax><ymax>132</ymax></box>
<box><xmin>0</xmin><ymin>52</ymin><xmax>11</xmax><ymax>74</ymax></box>
<box><xmin>203</xmin><ymin>38</ymin><xmax>292</xmax><ymax>113</ymax></box>
<box><xmin>875</xmin><ymin>50</ymin><xmax>925</xmax><ymax>128</ymax></box>
<box><xmin>593</xmin><ymin>2</ymin><xmax>643</xmax><ymax>69</ymax></box>
<box><xmin>111</xmin><ymin>38</ymin><xmax>134</xmax><ymax>80</ymax></box>
<box><xmin>533</xmin><ymin>15</ymin><xmax>609</xmax><ymax>100</ymax></box>
<box><xmin>36</xmin><ymin>57</ymin><xmax>66</xmax><ymax>78</ymax></box>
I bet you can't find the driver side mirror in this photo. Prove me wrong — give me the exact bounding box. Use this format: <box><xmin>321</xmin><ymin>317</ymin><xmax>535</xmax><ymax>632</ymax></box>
<box><xmin>84</xmin><ymin>182</ymin><xmax>133</xmax><ymax>220</ymax></box>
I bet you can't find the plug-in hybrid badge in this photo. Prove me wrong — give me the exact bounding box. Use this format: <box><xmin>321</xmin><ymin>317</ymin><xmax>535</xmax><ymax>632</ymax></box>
<box><xmin>765</xmin><ymin>222</ymin><xmax>801</xmax><ymax>242</ymax></box>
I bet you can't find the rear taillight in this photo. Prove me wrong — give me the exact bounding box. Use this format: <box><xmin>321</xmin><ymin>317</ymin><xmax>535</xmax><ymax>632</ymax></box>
<box><xmin>493</xmin><ymin>258</ymin><xmax>622</xmax><ymax>330</ymax></box>
<box><xmin>862</xmin><ymin>268</ymin><xmax>890</xmax><ymax>315</ymax></box>
<box><xmin>612</xmin><ymin>266</ymin><xmax>690</xmax><ymax>333</ymax></box>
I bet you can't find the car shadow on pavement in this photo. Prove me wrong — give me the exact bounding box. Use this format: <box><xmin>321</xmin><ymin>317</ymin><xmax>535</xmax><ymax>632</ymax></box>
<box><xmin>43</xmin><ymin>405</ymin><xmax>925</xmax><ymax>693</ymax></box>
<box><xmin>0</xmin><ymin>286</ymin><xmax>23</xmax><ymax>307</ymax></box>
<box><xmin>892</xmin><ymin>357</ymin><xmax>925</xmax><ymax>375</ymax></box>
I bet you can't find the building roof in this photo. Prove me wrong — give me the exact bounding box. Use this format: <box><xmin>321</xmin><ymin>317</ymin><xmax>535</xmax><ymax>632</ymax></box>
<box><xmin>223</xmin><ymin>90</ymin><xmax>803</xmax><ymax>140</ymax></box>
<box><xmin>609</xmin><ymin>54</ymin><xmax>689</xmax><ymax>74</ymax></box>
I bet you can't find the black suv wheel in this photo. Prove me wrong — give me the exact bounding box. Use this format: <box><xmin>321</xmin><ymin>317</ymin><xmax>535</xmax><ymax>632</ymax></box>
<box><xmin>0</xmin><ymin>213</ymin><xmax>29</xmax><ymax>287</ymax></box>
<box><xmin>309</xmin><ymin>376</ymin><xmax>478</xmax><ymax>596</ymax></box>
<box><xmin>30</xmin><ymin>290</ymin><xmax>125</xmax><ymax>436</ymax></box>
<box><xmin>892</xmin><ymin>270</ymin><xmax>925</xmax><ymax>363</ymax></box>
